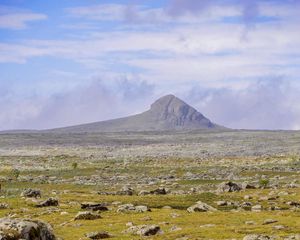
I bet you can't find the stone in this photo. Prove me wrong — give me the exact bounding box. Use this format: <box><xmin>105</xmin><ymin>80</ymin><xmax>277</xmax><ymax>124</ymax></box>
<box><xmin>117</xmin><ymin>204</ymin><xmax>150</xmax><ymax>213</ymax></box>
<box><xmin>116</xmin><ymin>186</ymin><xmax>134</xmax><ymax>196</ymax></box>
<box><xmin>126</xmin><ymin>225</ymin><xmax>161</xmax><ymax>236</ymax></box>
<box><xmin>138</xmin><ymin>190</ymin><xmax>151</xmax><ymax>196</ymax></box>
<box><xmin>81</xmin><ymin>202</ymin><xmax>108</xmax><ymax>211</ymax></box>
<box><xmin>241</xmin><ymin>182</ymin><xmax>256</xmax><ymax>190</ymax></box>
<box><xmin>217</xmin><ymin>182</ymin><xmax>242</xmax><ymax>193</ymax></box>
<box><xmin>251</xmin><ymin>205</ymin><xmax>262</xmax><ymax>212</ymax></box>
<box><xmin>273</xmin><ymin>225</ymin><xmax>286</xmax><ymax>230</ymax></box>
<box><xmin>36</xmin><ymin>198</ymin><xmax>58</xmax><ymax>208</ymax></box>
<box><xmin>74</xmin><ymin>211</ymin><xmax>101</xmax><ymax>220</ymax></box>
<box><xmin>85</xmin><ymin>231</ymin><xmax>111</xmax><ymax>239</ymax></box>
<box><xmin>187</xmin><ymin>201</ymin><xmax>217</xmax><ymax>213</ymax></box>
<box><xmin>0</xmin><ymin>203</ymin><xmax>9</xmax><ymax>210</ymax></box>
<box><xmin>0</xmin><ymin>218</ymin><xmax>56</xmax><ymax>240</ymax></box>
<box><xmin>243</xmin><ymin>234</ymin><xmax>275</xmax><ymax>240</ymax></box>
<box><xmin>216</xmin><ymin>201</ymin><xmax>227</xmax><ymax>206</ymax></box>
<box><xmin>263</xmin><ymin>219</ymin><xmax>278</xmax><ymax>225</ymax></box>
<box><xmin>150</xmin><ymin>188</ymin><xmax>167</xmax><ymax>195</ymax></box>
<box><xmin>245</xmin><ymin>221</ymin><xmax>256</xmax><ymax>225</ymax></box>
<box><xmin>21</xmin><ymin>189</ymin><xmax>41</xmax><ymax>198</ymax></box>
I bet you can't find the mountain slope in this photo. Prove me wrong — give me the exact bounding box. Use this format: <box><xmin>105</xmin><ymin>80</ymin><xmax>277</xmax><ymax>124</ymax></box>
<box><xmin>50</xmin><ymin>94</ymin><xmax>222</xmax><ymax>132</ymax></box>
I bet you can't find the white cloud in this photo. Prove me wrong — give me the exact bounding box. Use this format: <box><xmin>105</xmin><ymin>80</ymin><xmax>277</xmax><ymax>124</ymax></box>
<box><xmin>0</xmin><ymin>13</ymin><xmax>47</xmax><ymax>29</ymax></box>
<box><xmin>1</xmin><ymin>1</ymin><xmax>300</xmax><ymax>130</ymax></box>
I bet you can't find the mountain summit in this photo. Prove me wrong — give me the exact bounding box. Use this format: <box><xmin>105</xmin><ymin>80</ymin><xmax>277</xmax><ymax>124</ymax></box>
<box><xmin>53</xmin><ymin>94</ymin><xmax>221</xmax><ymax>132</ymax></box>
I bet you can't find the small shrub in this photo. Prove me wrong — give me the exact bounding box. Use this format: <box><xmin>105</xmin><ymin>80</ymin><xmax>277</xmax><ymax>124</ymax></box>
<box><xmin>71</xmin><ymin>162</ymin><xmax>78</xmax><ymax>170</ymax></box>
<box><xmin>10</xmin><ymin>168</ymin><xmax>20</xmax><ymax>180</ymax></box>
<box><xmin>259</xmin><ymin>178</ymin><xmax>269</xmax><ymax>188</ymax></box>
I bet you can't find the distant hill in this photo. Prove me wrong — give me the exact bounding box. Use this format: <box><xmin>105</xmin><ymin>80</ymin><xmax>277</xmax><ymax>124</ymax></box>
<box><xmin>49</xmin><ymin>94</ymin><xmax>223</xmax><ymax>132</ymax></box>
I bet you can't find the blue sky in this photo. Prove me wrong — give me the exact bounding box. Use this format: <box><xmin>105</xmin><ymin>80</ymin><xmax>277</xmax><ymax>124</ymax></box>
<box><xmin>1</xmin><ymin>0</ymin><xmax>300</xmax><ymax>130</ymax></box>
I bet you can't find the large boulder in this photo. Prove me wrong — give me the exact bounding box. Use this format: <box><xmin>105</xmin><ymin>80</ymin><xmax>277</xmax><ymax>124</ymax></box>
<box><xmin>0</xmin><ymin>218</ymin><xmax>56</xmax><ymax>240</ymax></box>
<box><xmin>217</xmin><ymin>182</ymin><xmax>242</xmax><ymax>193</ymax></box>
<box><xmin>21</xmin><ymin>189</ymin><xmax>41</xmax><ymax>198</ymax></box>
<box><xmin>187</xmin><ymin>201</ymin><xmax>217</xmax><ymax>213</ymax></box>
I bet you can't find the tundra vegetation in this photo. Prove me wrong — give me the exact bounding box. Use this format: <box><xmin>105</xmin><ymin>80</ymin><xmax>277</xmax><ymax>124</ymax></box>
<box><xmin>0</xmin><ymin>130</ymin><xmax>300</xmax><ymax>239</ymax></box>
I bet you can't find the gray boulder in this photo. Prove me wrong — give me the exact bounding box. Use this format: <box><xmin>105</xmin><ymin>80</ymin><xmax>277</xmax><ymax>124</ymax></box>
<box><xmin>0</xmin><ymin>218</ymin><xmax>56</xmax><ymax>240</ymax></box>
<box><xmin>74</xmin><ymin>211</ymin><xmax>101</xmax><ymax>220</ymax></box>
<box><xmin>36</xmin><ymin>198</ymin><xmax>58</xmax><ymax>208</ymax></box>
<box><xmin>21</xmin><ymin>189</ymin><xmax>41</xmax><ymax>198</ymax></box>
<box><xmin>243</xmin><ymin>234</ymin><xmax>275</xmax><ymax>240</ymax></box>
<box><xmin>187</xmin><ymin>201</ymin><xmax>217</xmax><ymax>213</ymax></box>
<box><xmin>81</xmin><ymin>202</ymin><xmax>108</xmax><ymax>211</ymax></box>
<box><xmin>126</xmin><ymin>225</ymin><xmax>161</xmax><ymax>236</ymax></box>
<box><xmin>117</xmin><ymin>204</ymin><xmax>150</xmax><ymax>213</ymax></box>
<box><xmin>85</xmin><ymin>231</ymin><xmax>111</xmax><ymax>239</ymax></box>
<box><xmin>217</xmin><ymin>182</ymin><xmax>242</xmax><ymax>193</ymax></box>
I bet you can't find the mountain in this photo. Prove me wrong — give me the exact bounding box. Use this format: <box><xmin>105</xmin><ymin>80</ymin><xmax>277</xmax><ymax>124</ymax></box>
<box><xmin>50</xmin><ymin>94</ymin><xmax>223</xmax><ymax>132</ymax></box>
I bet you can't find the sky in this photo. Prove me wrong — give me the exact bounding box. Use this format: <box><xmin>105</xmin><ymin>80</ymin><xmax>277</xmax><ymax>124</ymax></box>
<box><xmin>0</xmin><ymin>0</ymin><xmax>300</xmax><ymax>130</ymax></box>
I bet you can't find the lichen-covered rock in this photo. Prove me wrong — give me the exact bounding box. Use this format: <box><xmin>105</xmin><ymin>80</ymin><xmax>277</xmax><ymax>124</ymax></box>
<box><xmin>36</xmin><ymin>198</ymin><xmax>58</xmax><ymax>208</ymax></box>
<box><xmin>243</xmin><ymin>234</ymin><xmax>275</xmax><ymax>240</ymax></box>
<box><xmin>0</xmin><ymin>203</ymin><xmax>9</xmax><ymax>210</ymax></box>
<box><xmin>0</xmin><ymin>218</ymin><xmax>56</xmax><ymax>240</ymax></box>
<box><xmin>116</xmin><ymin>186</ymin><xmax>134</xmax><ymax>196</ymax></box>
<box><xmin>21</xmin><ymin>189</ymin><xmax>41</xmax><ymax>198</ymax></box>
<box><xmin>150</xmin><ymin>188</ymin><xmax>167</xmax><ymax>195</ymax></box>
<box><xmin>187</xmin><ymin>201</ymin><xmax>217</xmax><ymax>213</ymax></box>
<box><xmin>85</xmin><ymin>231</ymin><xmax>111</xmax><ymax>239</ymax></box>
<box><xmin>217</xmin><ymin>182</ymin><xmax>242</xmax><ymax>193</ymax></box>
<box><xmin>81</xmin><ymin>202</ymin><xmax>108</xmax><ymax>211</ymax></box>
<box><xmin>117</xmin><ymin>204</ymin><xmax>150</xmax><ymax>213</ymax></box>
<box><xmin>126</xmin><ymin>225</ymin><xmax>161</xmax><ymax>236</ymax></box>
<box><xmin>74</xmin><ymin>211</ymin><xmax>101</xmax><ymax>220</ymax></box>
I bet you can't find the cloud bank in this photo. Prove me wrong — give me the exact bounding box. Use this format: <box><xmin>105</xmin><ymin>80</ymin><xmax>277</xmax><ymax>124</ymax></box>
<box><xmin>0</xmin><ymin>1</ymin><xmax>300</xmax><ymax>130</ymax></box>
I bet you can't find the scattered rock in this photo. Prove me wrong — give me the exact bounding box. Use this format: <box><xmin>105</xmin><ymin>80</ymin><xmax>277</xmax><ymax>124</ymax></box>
<box><xmin>85</xmin><ymin>231</ymin><xmax>111</xmax><ymax>239</ymax></box>
<box><xmin>36</xmin><ymin>198</ymin><xmax>58</xmax><ymax>208</ymax></box>
<box><xmin>241</xmin><ymin>182</ymin><xmax>256</xmax><ymax>190</ymax></box>
<box><xmin>251</xmin><ymin>205</ymin><xmax>262</xmax><ymax>212</ymax></box>
<box><xmin>150</xmin><ymin>188</ymin><xmax>167</xmax><ymax>195</ymax></box>
<box><xmin>245</xmin><ymin>221</ymin><xmax>256</xmax><ymax>225</ymax></box>
<box><xmin>116</xmin><ymin>186</ymin><xmax>134</xmax><ymax>196</ymax></box>
<box><xmin>0</xmin><ymin>217</ymin><xmax>56</xmax><ymax>240</ymax></box>
<box><xmin>263</xmin><ymin>219</ymin><xmax>278</xmax><ymax>225</ymax></box>
<box><xmin>243</xmin><ymin>234</ymin><xmax>275</xmax><ymax>240</ymax></box>
<box><xmin>187</xmin><ymin>201</ymin><xmax>217</xmax><ymax>213</ymax></box>
<box><xmin>217</xmin><ymin>182</ymin><xmax>242</xmax><ymax>193</ymax></box>
<box><xmin>81</xmin><ymin>202</ymin><xmax>108</xmax><ymax>211</ymax></box>
<box><xmin>273</xmin><ymin>225</ymin><xmax>286</xmax><ymax>230</ymax></box>
<box><xmin>126</xmin><ymin>225</ymin><xmax>161</xmax><ymax>236</ymax></box>
<box><xmin>117</xmin><ymin>204</ymin><xmax>150</xmax><ymax>213</ymax></box>
<box><xmin>21</xmin><ymin>189</ymin><xmax>41</xmax><ymax>198</ymax></box>
<box><xmin>74</xmin><ymin>211</ymin><xmax>101</xmax><ymax>220</ymax></box>
<box><xmin>0</xmin><ymin>203</ymin><xmax>9</xmax><ymax>209</ymax></box>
